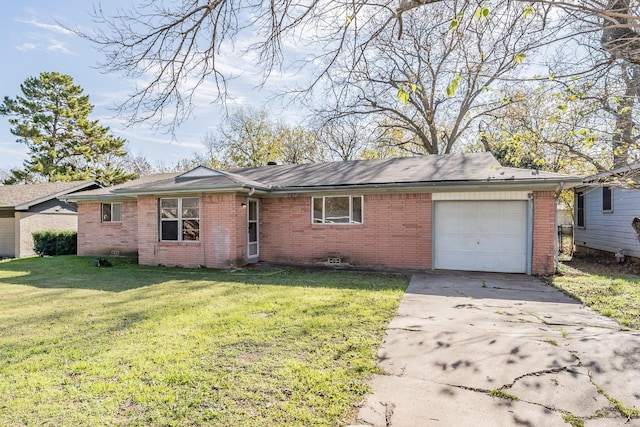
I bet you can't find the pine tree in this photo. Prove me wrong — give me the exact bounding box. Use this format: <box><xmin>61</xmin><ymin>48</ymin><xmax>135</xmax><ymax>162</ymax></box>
<box><xmin>0</xmin><ymin>71</ymin><xmax>137</xmax><ymax>185</ymax></box>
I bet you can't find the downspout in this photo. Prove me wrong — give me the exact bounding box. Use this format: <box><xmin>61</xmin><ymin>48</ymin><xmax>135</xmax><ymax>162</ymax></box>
<box><xmin>554</xmin><ymin>182</ymin><xmax>565</xmax><ymax>272</ymax></box>
<box><xmin>526</xmin><ymin>197</ymin><xmax>533</xmax><ymax>275</ymax></box>
<box><xmin>248</xmin><ymin>187</ymin><xmax>255</xmax><ymax>196</ymax></box>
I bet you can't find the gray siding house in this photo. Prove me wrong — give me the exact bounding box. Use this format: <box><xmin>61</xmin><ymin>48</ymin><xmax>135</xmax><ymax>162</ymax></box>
<box><xmin>0</xmin><ymin>181</ymin><xmax>98</xmax><ymax>258</ymax></box>
<box><xmin>574</xmin><ymin>178</ymin><xmax>640</xmax><ymax>259</ymax></box>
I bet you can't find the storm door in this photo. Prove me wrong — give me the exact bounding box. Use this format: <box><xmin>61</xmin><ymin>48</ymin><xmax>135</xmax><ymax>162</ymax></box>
<box><xmin>247</xmin><ymin>199</ymin><xmax>259</xmax><ymax>260</ymax></box>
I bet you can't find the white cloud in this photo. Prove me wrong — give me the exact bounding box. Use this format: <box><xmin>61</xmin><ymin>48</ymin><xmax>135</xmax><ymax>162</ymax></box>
<box><xmin>46</xmin><ymin>40</ymin><xmax>76</xmax><ymax>55</ymax></box>
<box><xmin>0</xmin><ymin>144</ymin><xmax>28</xmax><ymax>170</ymax></box>
<box><xmin>15</xmin><ymin>43</ymin><xmax>36</xmax><ymax>52</ymax></box>
<box><xmin>15</xmin><ymin>18</ymin><xmax>74</xmax><ymax>36</ymax></box>
<box><xmin>11</xmin><ymin>15</ymin><xmax>78</xmax><ymax>55</ymax></box>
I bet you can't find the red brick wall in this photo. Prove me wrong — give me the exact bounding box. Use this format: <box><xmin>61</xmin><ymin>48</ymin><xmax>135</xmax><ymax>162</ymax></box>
<box><xmin>532</xmin><ymin>191</ymin><xmax>556</xmax><ymax>275</ymax></box>
<box><xmin>137</xmin><ymin>194</ymin><xmax>247</xmax><ymax>268</ymax></box>
<box><xmin>259</xmin><ymin>193</ymin><xmax>432</xmax><ymax>269</ymax></box>
<box><xmin>77</xmin><ymin>190</ymin><xmax>557</xmax><ymax>274</ymax></box>
<box><xmin>77</xmin><ymin>202</ymin><xmax>138</xmax><ymax>256</ymax></box>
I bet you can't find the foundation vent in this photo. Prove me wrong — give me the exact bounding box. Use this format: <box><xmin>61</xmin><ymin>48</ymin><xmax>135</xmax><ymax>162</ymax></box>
<box><xmin>328</xmin><ymin>257</ymin><xmax>341</xmax><ymax>265</ymax></box>
<box><xmin>110</xmin><ymin>250</ymin><xmax>120</xmax><ymax>256</ymax></box>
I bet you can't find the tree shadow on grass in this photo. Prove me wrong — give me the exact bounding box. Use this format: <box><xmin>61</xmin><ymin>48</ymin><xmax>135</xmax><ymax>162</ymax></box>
<box><xmin>0</xmin><ymin>256</ymin><xmax>409</xmax><ymax>293</ymax></box>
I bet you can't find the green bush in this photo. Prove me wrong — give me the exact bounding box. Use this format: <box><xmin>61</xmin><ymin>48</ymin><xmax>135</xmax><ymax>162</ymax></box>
<box><xmin>32</xmin><ymin>231</ymin><xmax>77</xmax><ymax>256</ymax></box>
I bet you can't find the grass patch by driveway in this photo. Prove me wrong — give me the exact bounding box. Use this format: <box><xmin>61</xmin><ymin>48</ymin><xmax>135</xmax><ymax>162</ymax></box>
<box><xmin>548</xmin><ymin>256</ymin><xmax>640</xmax><ymax>330</ymax></box>
<box><xmin>0</xmin><ymin>256</ymin><xmax>408</xmax><ymax>426</ymax></box>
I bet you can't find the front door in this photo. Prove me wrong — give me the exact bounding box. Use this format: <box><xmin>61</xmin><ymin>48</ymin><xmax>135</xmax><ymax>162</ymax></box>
<box><xmin>247</xmin><ymin>199</ymin><xmax>259</xmax><ymax>261</ymax></box>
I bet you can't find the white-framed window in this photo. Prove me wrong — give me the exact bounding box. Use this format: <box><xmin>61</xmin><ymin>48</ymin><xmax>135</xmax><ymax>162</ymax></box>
<box><xmin>602</xmin><ymin>186</ymin><xmax>613</xmax><ymax>213</ymax></box>
<box><xmin>312</xmin><ymin>196</ymin><xmax>363</xmax><ymax>224</ymax></box>
<box><xmin>101</xmin><ymin>203</ymin><xmax>122</xmax><ymax>223</ymax></box>
<box><xmin>575</xmin><ymin>191</ymin><xmax>585</xmax><ymax>228</ymax></box>
<box><xmin>159</xmin><ymin>197</ymin><xmax>200</xmax><ymax>241</ymax></box>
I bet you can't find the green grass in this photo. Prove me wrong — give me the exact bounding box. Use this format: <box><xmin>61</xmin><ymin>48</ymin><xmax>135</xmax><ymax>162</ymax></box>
<box><xmin>551</xmin><ymin>264</ymin><xmax>640</xmax><ymax>329</ymax></box>
<box><xmin>488</xmin><ymin>389</ymin><xmax>519</xmax><ymax>401</ymax></box>
<box><xmin>562</xmin><ymin>413</ymin><xmax>584</xmax><ymax>427</ymax></box>
<box><xmin>0</xmin><ymin>256</ymin><xmax>408</xmax><ymax>426</ymax></box>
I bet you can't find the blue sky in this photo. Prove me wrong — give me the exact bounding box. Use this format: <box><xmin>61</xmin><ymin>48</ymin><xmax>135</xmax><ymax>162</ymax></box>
<box><xmin>0</xmin><ymin>1</ymin><xmax>290</xmax><ymax>172</ymax></box>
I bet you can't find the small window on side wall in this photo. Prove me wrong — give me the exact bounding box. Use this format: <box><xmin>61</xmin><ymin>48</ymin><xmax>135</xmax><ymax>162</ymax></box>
<box><xmin>575</xmin><ymin>191</ymin><xmax>585</xmax><ymax>228</ymax></box>
<box><xmin>312</xmin><ymin>196</ymin><xmax>363</xmax><ymax>224</ymax></box>
<box><xmin>101</xmin><ymin>203</ymin><xmax>122</xmax><ymax>222</ymax></box>
<box><xmin>602</xmin><ymin>186</ymin><xmax>613</xmax><ymax>213</ymax></box>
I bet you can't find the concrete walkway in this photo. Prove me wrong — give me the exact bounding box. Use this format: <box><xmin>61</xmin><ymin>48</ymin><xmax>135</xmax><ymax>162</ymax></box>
<box><xmin>351</xmin><ymin>272</ymin><xmax>640</xmax><ymax>426</ymax></box>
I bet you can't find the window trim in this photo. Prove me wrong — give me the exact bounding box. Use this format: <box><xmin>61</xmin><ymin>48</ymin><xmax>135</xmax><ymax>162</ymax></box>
<box><xmin>575</xmin><ymin>191</ymin><xmax>585</xmax><ymax>228</ymax></box>
<box><xmin>602</xmin><ymin>186</ymin><xmax>613</xmax><ymax>213</ymax></box>
<box><xmin>101</xmin><ymin>202</ymin><xmax>122</xmax><ymax>223</ymax></box>
<box><xmin>311</xmin><ymin>195</ymin><xmax>363</xmax><ymax>225</ymax></box>
<box><xmin>159</xmin><ymin>197</ymin><xmax>200</xmax><ymax>242</ymax></box>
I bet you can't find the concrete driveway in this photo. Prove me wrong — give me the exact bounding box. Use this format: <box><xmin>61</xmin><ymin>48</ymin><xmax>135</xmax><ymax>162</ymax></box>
<box><xmin>352</xmin><ymin>272</ymin><xmax>640</xmax><ymax>426</ymax></box>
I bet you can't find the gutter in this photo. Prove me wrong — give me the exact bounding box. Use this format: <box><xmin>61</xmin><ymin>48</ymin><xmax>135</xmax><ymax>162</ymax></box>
<box><xmin>61</xmin><ymin>177</ymin><xmax>583</xmax><ymax>201</ymax></box>
<box><xmin>266</xmin><ymin>178</ymin><xmax>583</xmax><ymax>195</ymax></box>
<box><xmin>63</xmin><ymin>184</ymin><xmax>269</xmax><ymax>202</ymax></box>
<box><xmin>112</xmin><ymin>183</ymin><xmax>270</xmax><ymax>196</ymax></box>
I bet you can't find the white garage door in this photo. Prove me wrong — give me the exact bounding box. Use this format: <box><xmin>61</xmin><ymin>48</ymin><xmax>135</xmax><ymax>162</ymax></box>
<box><xmin>434</xmin><ymin>201</ymin><xmax>527</xmax><ymax>273</ymax></box>
<box><xmin>0</xmin><ymin>217</ymin><xmax>15</xmax><ymax>257</ymax></box>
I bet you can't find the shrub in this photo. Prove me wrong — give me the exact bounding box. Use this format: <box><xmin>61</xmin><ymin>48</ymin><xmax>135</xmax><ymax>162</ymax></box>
<box><xmin>32</xmin><ymin>231</ymin><xmax>77</xmax><ymax>256</ymax></box>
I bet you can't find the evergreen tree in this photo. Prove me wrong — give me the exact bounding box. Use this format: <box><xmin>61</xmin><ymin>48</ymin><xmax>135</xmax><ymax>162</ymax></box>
<box><xmin>0</xmin><ymin>71</ymin><xmax>137</xmax><ymax>185</ymax></box>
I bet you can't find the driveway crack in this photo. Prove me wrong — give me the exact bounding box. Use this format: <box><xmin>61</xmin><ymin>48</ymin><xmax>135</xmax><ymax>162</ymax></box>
<box><xmin>501</xmin><ymin>365</ymin><xmax>572</xmax><ymax>389</ymax></box>
<box><xmin>586</xmin><ymin>370</ymin><xmax>640</xmax><ymax>420</ymax></box>
<box><xmin>525</xmin><ymin>312</ymin><xmax>624</xmax><ymax>331</ymax></box>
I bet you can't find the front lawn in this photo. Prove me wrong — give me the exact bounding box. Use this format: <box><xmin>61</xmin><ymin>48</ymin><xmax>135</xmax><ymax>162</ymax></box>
<box><xmin>0</xmin><ymin>256</ymin><xmax>408</xmax><ymax>426</ymax></box>
<box><xmin>549</xmin><ymin>256</ymin><xmax>640</xmax><ymax>330</ymax></box>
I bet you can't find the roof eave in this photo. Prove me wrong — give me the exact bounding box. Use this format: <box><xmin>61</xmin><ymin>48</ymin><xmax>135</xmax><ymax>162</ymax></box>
<box><xmin>268</xmin><ymin>178</ymin><xmax>583</xmax><ymax>194</ymax></box>
<box><xmin>65</xmin><ymin>184</ymin><xmax>272</xmax><ymax>200</ymax></box>
<box><xmin>59</xmin><ymin>177</ymin><xmax>582</xmax><ymax>201</ymax></box>
<box><xmin>60</xmin><ymin>194</ymin><xmax>138</xmax><ymax>203</ymax></box>
<box><xmin>112</xmin><ymin>184</ymin><xmax>271</xmax><ymax>196</ymax></box>
<box><xmin>15</xmin><ymin>181</ymin><xmax>99</xmax><ymax>209</ymax></box>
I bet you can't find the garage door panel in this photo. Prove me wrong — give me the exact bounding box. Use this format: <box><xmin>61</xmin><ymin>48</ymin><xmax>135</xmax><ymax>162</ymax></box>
<box><xmin>434</xmin><ymin>201</ymin><xmax>527</xmax><ymax>273</ymax></box>
<box><xmin>436</xmin><ymin>233</ymin><xmax>524</xmax><ymax>252</ymax></box>
<box><xmin>436</xmin><ymin>251</ymin><xmax>526</xmax><ymax>274</ymax></box>
<box><xmin>500</xmin><ymin>236</ymin><xmax>526</xmax><ymax>251</ymax></box>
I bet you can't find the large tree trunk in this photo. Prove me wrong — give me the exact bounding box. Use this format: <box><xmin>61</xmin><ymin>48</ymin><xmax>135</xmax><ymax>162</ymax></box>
<box><xmin>612</xmin><ymin>63</ymin><xmax>640</xmax><ymax>168</ymax></box>
<box><xmin>601</xmin><ymin>0</ymin><xmax>640</xmax><ymax>64</ymax></box>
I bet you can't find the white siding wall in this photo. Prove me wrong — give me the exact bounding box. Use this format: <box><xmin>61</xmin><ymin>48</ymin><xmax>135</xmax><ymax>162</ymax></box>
<box><xmin>574</xmin><ymin>187</ymin><xmax>640</xmax><ymax>257</ymax></box>
<box><xmin>0</xmin><ymin>217</ymin><xmax>15</xmax><ymax>257</ymax></box>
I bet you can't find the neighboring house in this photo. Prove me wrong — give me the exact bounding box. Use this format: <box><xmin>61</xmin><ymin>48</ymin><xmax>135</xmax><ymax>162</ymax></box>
<box><xmin>557</xmin><ymin>205</ymin><xmax>573</xmax><ymax>226</ymax></box>
<box><xmin>574</xmin><ymin>166</ymin><xmax>640</xmax><ymax>259</ymax></box>
<box><xmin>0</xmin><ymin>181</ymin><xmax>99</xmax><ymax>258</ymax></box>
<box><xmin>64</xmin><ymin>153</ymin><xmax>581</xmax><ymax>275</ymax></box>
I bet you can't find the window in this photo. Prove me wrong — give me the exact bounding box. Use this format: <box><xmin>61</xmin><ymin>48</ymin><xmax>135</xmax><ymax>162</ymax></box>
<box><xmin>160</xmin><ymin>197</ymin><xmax>200</xmax><ymax>241</ymax></box>
<box><xmin>576</xmin><ymin>191</ymin><xmax>585</xmax><ymax>228</ymax></box>
<box><xmin>101</xmin><ymin>203</ymin><xmax>122</xmax><ymax>222</ymax></box>
<box><xmin>602</xmin><ymin>186</ymin><xmax>613</xmax><ymax>212</ymax></box>
<box><xmin>312</xmin><ymin>196</ymin><xmax>363</xmax><ymax>224</ymax></box>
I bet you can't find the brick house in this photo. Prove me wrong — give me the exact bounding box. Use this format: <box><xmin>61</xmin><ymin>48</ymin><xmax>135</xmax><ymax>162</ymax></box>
<box><xmin>65</xmin><ymin>153</ymin><xmax>581</xmax><ymax>275</ymax></box>
<box><xmin>0</xmin><ymin>181</ymin><xmax>98</xmax><ymax>258</ymax></box>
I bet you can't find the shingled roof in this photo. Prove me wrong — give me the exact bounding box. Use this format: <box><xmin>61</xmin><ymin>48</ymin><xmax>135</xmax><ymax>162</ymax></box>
<box><xmin>233</xmin><ymin>152</ymin><xmax>574</xmax><ymax>189</ymax></box>
<box><xmin>0</xmin><ymin>181</ymin><xmax>97</xmax><ymax>210</ymax></box>
<box><xmin>66</xmin><ymin>153</ymin><xmax>582</xmax><ymax>200</ymax></box>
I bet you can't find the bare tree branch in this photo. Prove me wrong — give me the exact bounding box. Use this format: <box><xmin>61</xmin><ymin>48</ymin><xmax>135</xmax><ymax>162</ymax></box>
<box><xmin>76</xmin><ymin>0</ymin><xmax>640</xmax><ymax>135</ymax></box>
